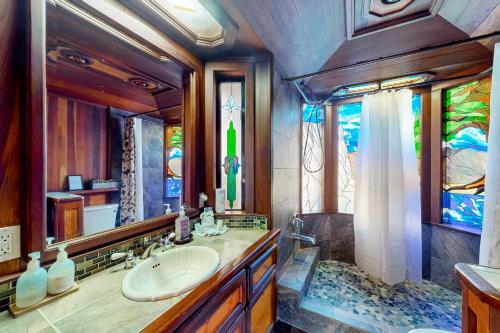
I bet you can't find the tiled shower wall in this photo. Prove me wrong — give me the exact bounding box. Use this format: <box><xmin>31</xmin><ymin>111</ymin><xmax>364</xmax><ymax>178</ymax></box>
<box><xmin>271</xmin><ymin>61</ymin><xmax>302</xmax><ymax>275</ymax></box>
<box><xmin>298</xmin><ymin>212</ymin><xmax>480</xmax><ymax>293</ymax></box>
<box><xmin>299</xmin><ymin>213</ymin><xmax>355</xmax><ymax>264</ymax></box>
<box><xmin>425</xmin><ymin>224</ymin><xmax>480</xmax><ymax>293</ymax></box>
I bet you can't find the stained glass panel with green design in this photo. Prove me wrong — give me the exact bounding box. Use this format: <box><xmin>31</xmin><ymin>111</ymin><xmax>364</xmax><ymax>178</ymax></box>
<box><xmin>219</xmin><ymin>82</ymin><xmax>244</xmax><ymax>210</ymax></box>
<box><xmin>442</xmin><ymin>78</ymin><xmax>491</xmax><ymax>229</ymax></box>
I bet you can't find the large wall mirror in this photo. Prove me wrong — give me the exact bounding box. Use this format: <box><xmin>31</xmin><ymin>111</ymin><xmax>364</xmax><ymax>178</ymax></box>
<box><xmin>43</xmin><ymin>1</ymin><xmax>195</xmax><ymax>246</ymax></box>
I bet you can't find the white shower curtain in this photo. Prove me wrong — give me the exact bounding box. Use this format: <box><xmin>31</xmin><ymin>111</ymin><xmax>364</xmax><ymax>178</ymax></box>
<box><xmin>354</xmin><ymin>89</ymin><xmax>422</xmax><ymax>285</ymax></box>
<box><xmin>480</xmin><ymin>42</ymin><xmax>500</xmax><ymax>268</ymax></box>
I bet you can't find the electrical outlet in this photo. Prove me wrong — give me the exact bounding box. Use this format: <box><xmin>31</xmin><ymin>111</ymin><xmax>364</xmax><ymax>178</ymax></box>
<box><xmin>0</xmin><ymin>225</ymin><xmax>21</xmax><ymax>262</ymax></box>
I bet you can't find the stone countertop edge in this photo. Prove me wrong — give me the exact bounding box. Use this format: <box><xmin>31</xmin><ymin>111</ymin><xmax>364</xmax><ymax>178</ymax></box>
<box><xmin>455</xmin><ymin>263</ymin><xmax>500</xmax><ymax>309</ymax></box>
<box><xmin>0</xmin><ymin>229</ymin><xmax>269</xmax><ymax>333</ymax></box>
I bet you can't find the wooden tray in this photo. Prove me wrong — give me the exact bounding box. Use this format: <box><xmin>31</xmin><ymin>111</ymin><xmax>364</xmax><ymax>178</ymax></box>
<box><xmin>9</xmin><ymin>282</ymin><xmax>79</xmax><ymax>318</ymax></box>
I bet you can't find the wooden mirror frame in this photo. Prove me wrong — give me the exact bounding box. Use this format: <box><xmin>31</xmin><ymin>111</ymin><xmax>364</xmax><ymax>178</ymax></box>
<box><xmin>22</xmin><ymin>0</ymin><xmax>203</xmax><ymax>265</ymax></box>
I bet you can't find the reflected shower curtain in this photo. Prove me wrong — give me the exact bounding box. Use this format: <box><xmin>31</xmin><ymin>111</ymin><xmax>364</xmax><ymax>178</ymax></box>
<box><xmin>120</xmin><ymin>118</ymin><xmax>137</xmax><ymax>225</ymax></box>
<box><xmin>480</xmin><ymin>43</ymin><xmax>500</xmax><ymax>268</ymax></box>
<box><xmin>354</xmin><ymin>89</ymin><xmax>422</xmax><ymax>285</ymax></box>
<box><xmin>134</xmin><ymin>118</ymin><xmax>144</xmax><ymax>221</ymax></box>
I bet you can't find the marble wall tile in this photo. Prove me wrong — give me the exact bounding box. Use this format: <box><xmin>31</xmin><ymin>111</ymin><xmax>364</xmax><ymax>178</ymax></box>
<box><xmin>422</xmin><ymin>223</ymin><xmax>432</xmax><ymax>279</ymax></box>
<box><xmin>330</xmin><ymin>213</ymin><xmax>354</xmax><ymax>242</ymax></box>
<box><xmin>271</xmin><ymin>60</ymin><xmax>301</xmax><ymax>274</ymax></box>
<box><xmin>430</xmin><ymin>257</ymin><xmax>462</xmax><ymax>294</ymax></box>
<box><xmin>299</xmin><ymin>213</ymin><xmax>355</xmax><ymax>264</ymax></box>
<box><xmin>429</xmin><ymin>225</ymin><xmax>480</xmax><ymax>292</ymax></box>
<box><xmin>331</xmin><ymin>240</ymin><xmax>355</xmax><ymax>264</ymax></box>
<box><xmin>431</xmin><ymin>226</ymin><xmax>480</xmax><ymax>264</ymax></box>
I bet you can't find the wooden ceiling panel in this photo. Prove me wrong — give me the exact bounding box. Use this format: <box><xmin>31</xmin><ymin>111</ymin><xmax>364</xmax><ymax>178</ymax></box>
<box><xmin>232</xmin><ymin>0</ymin><xmax>346</xmax><ymax>78</ymax></box>
<box><xmin>47</xmin><ymin>61</ymin><xmax>158</xmax><ymax>112</ymax></box>
<box><xmin>318</xmin><ymin>15</ymin><xmax>468</xmax><ymax>74</ymax></box>
<box><xmin>48</xmin><ymin>4</ymin><xmax>184</xmax><ymax>90</ymax></box>
<box><xmin>308</xmin><ymin>42</ymin><xmax>492</xmax><ymax>97</ymax></box>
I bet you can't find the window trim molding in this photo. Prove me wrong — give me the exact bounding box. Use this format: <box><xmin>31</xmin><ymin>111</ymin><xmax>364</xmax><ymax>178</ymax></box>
<box><xmin>204</xmin><ymin>61</ymin><xmax>257</xmax><ymax>213</ymax></box>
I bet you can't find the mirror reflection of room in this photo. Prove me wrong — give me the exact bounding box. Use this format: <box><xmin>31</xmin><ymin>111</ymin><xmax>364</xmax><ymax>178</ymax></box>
<box><xmin>45</xmin><ymin>2</ymin><xmax>184</xmax><ymax>244</ymax></box>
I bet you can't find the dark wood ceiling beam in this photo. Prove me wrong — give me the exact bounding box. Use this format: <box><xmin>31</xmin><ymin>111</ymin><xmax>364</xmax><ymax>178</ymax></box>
<box><xmin>284</xmin><ymin>30</ymin><xmax>500</xmax><ymax>83</ymax></box>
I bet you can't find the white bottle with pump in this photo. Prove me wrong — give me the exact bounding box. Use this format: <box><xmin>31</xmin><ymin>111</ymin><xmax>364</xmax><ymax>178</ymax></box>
<box><xmin>47</xmin><ymin>243</ymin><xmax>75</xmax><ymax>295</ymax></box>
<box><xmin>15</xmin><ymin>252</ymin><xmax>48</xmax><ymax>308</ymax></box>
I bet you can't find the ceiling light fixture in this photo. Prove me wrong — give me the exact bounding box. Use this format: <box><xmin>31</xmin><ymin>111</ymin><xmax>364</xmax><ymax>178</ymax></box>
<box><xmin>381</xmin><ymin>0</ymin><xmax>402</xmax><ymax>4</ymax></box>
<box><xmin>380</xmin><ymin>73</ymin><xmax>432</xmax><ymax>89</ymax></box>
<box><xmin>144</xmin><ymin>0</ymin><xmax>225</xmax><ymax>48</ymax></box>
<box><xmin>332</xmin><ymin>73</ymin><xmax>433</xmax><ymax>97</ymax></box>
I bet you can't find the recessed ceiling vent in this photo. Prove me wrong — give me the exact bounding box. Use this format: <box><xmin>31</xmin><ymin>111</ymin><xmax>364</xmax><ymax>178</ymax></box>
<box><xmin>60</xmin><ymin>50</ymin><xmax>93</xmax><ymax>66</ymax></box>
<box><xmin>128</xmin><ymin>77</ymin><xmax>158</xmax><ymax>90</ymax></box>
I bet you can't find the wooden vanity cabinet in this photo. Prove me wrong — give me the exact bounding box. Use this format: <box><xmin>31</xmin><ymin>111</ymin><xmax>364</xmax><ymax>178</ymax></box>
<box><xmin>247</xmin><ymin>245</ymin><xmax>277</xmax><ymax>333</ymax></box>
<box><xmin>173</xmin><ymin>242</ymin><xmax>277</xmax><ymax>333</ymax></box>
<box><xmin>455</xmin><ymin>264</ymin><xmax>500</xmax><ymax>333</ymax></box>
<box><xmin>47</xmin><ymin>195</ymin><xmax>84</xmax><ymax>242</ymax></box>
<box><xmin>176</xmin><ymin>270</ymin><xmax>247</xmax><ymax>333</ymax></box>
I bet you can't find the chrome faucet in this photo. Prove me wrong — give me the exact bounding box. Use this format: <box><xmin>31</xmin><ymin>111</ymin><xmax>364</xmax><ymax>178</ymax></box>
<box><xmin>142</xmin><ymin>241</ymin><xmax>163</xmax><ymax>259</ymax></box>
<box><xmin>292</xmin><ymin>233</ymin><xmax>317</xmax><ymax>245</ymax></box>
<box><xmin>110</xmin><ymin>250</ymin><xmax>136</xmax><ymax>269</ymax></box>
<box><xmin>291</xmin><ymin>213</ymin><xmax>316</xmax><ymax>245</ymax></box>
<box><xmin>142</xmin><ymin>233</ymin><xmax>176</xmax><ymax>259</ymax></box>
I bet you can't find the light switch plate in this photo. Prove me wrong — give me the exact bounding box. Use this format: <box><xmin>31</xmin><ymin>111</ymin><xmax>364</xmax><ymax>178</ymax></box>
<box><xmin>0</xmin><ymin>225</ymin><xmax>21</xmax><ymax>262</ymax></box>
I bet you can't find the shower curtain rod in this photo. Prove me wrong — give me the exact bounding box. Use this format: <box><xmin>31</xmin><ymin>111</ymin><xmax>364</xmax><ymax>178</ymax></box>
<box><xmin>124</xmin><ymin>104</ymin><xmax>182</xmax><ymax>118</ymax></box>
<box><xmin>283</xmin><ymin>30</ymin><xmax>500</xmax><ymax>83</ymax></box>
<box><xmin>328</xmin><ymin>67</ymin><xmax>492</xmax><ymax>101</ymax></box>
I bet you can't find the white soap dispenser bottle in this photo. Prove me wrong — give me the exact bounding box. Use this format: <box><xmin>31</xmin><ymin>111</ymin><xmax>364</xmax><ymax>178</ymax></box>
<box><xmin>15</xmin><ymin>252</ymin><xmax>48</xmax><ymax>308</ymax></box>
<box><xmin>47</xmin><ymin>243</ymin><xmax>75</xmax><ymax>295</ymax></box>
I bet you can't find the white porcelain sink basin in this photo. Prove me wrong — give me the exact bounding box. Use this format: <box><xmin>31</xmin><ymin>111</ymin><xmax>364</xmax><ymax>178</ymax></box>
<box><xmin>122</xmin><ymin>246</ymin><xmax>220</xmax><ymax>301</ymax></box>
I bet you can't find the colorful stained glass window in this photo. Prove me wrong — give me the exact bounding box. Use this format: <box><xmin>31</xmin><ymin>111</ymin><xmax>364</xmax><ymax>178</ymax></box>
<box><xmin>442</xmin><ymin>78</ymin><xmax>491</xmax><ymax>229</ymax></box>
<box><xmin>165</xmin><ymin>126</ymin><xmax>182</xmax><ymax>197</ymax></box>
<box><xmin>302</xmin><ymin>104</ymin><xmax>325</xmax><ymax>213</ymax></box>
<box><xmin>337</xmin><ymin>94</ymin><xmax>421</xmax><ymax>213</ymax></box>
<box><xmin>219</xmin><ymin>82</ymin><xmax>244</xmax><ymax>210</ymax></box>
<box><xmin>338</xmin><ymin>102</ymin><xmax>362</xmax><ymax>213</ymax></box>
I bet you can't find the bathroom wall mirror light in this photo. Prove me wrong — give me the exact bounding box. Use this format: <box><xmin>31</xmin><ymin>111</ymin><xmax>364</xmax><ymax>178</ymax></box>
<box><xmin>36</xmin><ymin>0</ymin><xmax>201</xmax><ymax>252</ymax></box>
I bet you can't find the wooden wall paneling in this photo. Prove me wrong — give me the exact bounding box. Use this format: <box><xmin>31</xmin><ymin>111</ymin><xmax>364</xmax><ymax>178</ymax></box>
<box><xmin>0</xmin><ymin>0</ymin><xmax>25</xmax><ymax>276</ymax></box>
<box><xmin>254</xmin><ymin>58</ymin><xmax>272</xmax><ymax>218</ymax></box>
<box><xmin>323</xmin><ymin>104</ymin><xmax>338</xmax><ymax>212</ymax></box>
<box><xmin>182</xmin><ymin>70</ymin><xmax>202</xmax><ymax>209</ymax></box>
<box><xmin>46</xmin><ymin>95</ymin><xmax>108</xmax><ymax>192</ymax></box>
<box><xmin>244</xmin><ymin>64</ymin><xmax>256</xmax><ymax>213</ymax></box>
<box><xmin>429</xmin><ymin>89</ymin><xmax>443</xmax><ymax>224</ymax></box>
<box><xmin>419</xmin><ymin>91</ymin><xmax>432</xmax><ymax>223</ymax></box>
<box><xmin>204</xmin><ymin>64</ymin><xmax>217</xmax><ymax>207</ymax></box>
<box><xmin>24</xmin><ymin>0</ymin><xmax>47</xmax><ymax>264</ymax></box>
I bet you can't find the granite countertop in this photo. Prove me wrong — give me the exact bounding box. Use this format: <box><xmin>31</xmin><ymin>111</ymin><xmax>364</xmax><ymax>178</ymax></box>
<box><xmin>455</xmin><ymin>263</ymin><xmax>500</xmax><ymax>310</ymax></box>
<box><xmin>0</xmin><ymin>229</ymin><xmax>268</xmax><ymax>333</ymax></box>
<box><xmin>468</xmin><ymin>264</ymin><xmax>500</xmax><ymax>290</ymax></box>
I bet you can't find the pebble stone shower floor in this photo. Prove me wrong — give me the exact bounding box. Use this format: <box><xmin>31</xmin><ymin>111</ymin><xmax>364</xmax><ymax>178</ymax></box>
<box><xmin>301</xmin><ymin>260</ymin><xmax>462</xmax><ymax>333</ymax></box>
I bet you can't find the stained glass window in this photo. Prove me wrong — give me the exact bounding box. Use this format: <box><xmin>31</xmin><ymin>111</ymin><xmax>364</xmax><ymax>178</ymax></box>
<box><xmin>165</xmin><ymin>126</ymin><xmax>183</xmax><ymax>197</ymax></box>
<box><xmin>338</xmin><ymin>102</ymin><xmax>362</xmax><ymax>213</ymax></box>
<box><xmin>337</xmin><ymin>94</ymin><xmax>421</xmax><ymax>213</ymax></box>
<box><xmin>302</xmin><ymin>104</ymin><xmax>324</xmax><ymax>213</ymax></box>
<box><xmin>218</xmin><ymin>81</ymin><xmax>244</xmax><ymax>210</ymax></box>
<box><xmin>442</xmin><ymin>78</ymin><xmax>491</xmax><ymax>229</ymax></box>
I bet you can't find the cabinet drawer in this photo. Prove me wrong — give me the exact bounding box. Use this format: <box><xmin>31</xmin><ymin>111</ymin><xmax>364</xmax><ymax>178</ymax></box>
<box><xmin>248</xmin><ymin>244</ymin><xmax>276</xmax><ymax>299</ymax></box>
<box><xmin>226</xmin><ymin>311</ymin><xmax>246</xmax><ymax>333</ymax></box>
<box><xmin>176</xmin><ymin>270</ymin><xmax>247</xmax><ymax>333</ymax></box>
<box><xmin>247</xmin><ymin>272</ymin><xmax>276</xmax><ymax>333</ymax></box>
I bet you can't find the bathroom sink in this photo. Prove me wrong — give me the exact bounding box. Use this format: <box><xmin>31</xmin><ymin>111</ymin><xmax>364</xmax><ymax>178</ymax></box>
<box><xmin>122</xmin><ymin>246</ymin><xmax>220</xmax><ymax>301</ymax></box>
